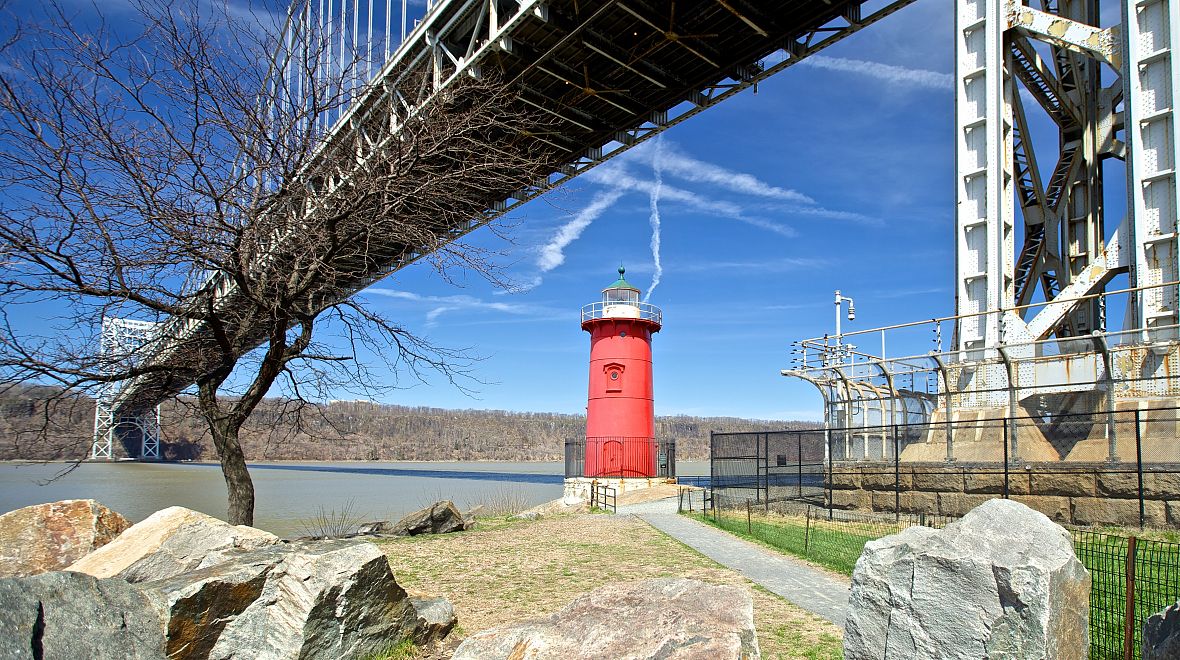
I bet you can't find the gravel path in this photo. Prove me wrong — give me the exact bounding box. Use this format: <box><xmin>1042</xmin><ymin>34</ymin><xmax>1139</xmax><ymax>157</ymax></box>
<box><xmin>619</xmin><ymin>497</ymin><xmax>851</xmax><ymax>626</ymax></box>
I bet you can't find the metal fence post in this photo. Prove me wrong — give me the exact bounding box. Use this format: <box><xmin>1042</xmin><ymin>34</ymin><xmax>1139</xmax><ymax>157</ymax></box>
<box><xmin>827</xmin><ymin>432</ymin><xmax>834</xmax><ymax>515</ymax></box>
<box><xmin>1124</xmin><ymin>535</ymin><xmax>1137</xmax><ymax>660</ymax></box>
<box><xmin>1002</xmin><ymin>419</ymin><xmax>1010</xmax><ymax>499</ymax></box>
<box><xmin>747</xmin><ymin>498</ymin><xmax>752</xmax><ymax>534</ymax></box>
<box><xmin>797</xmin><ymin>432</ymin><xmax>804</xmax><ymax>499</ymax></box>
<box><xmin>893</xmin><ymin>424</ymin><xmax>901</xmax><ymax>520</ymax></box>
<box><xmin>1135</xmin><ymin>409</ymin><xmax>1145</xmax><ymax>530</ymax></box>
<box><xmin>804</xmin><ymin>504</ymin><xmax>812</xmax><ymax>556</ymax></box>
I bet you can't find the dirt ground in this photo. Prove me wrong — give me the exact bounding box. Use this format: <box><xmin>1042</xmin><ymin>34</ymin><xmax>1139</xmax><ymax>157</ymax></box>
<box><xmin>379</xmin><ymin>511</ymin><xmax>842</xmax><ymax>659</ymax></box>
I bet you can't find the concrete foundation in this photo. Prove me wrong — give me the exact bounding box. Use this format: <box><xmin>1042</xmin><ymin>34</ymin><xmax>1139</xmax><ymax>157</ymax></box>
<box><xmin>563</xmin><ymin>476</ymin><xmax>671</xmax><ymax>502</ymax></box>
<box><xmin>826</xmin><ymin>463</ymin><xmax>1180</xmax><ymax>528</ymax></box>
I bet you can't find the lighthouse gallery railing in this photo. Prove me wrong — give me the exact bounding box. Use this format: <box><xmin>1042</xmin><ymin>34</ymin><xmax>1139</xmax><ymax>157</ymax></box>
<box><xmin>580</xmin><ymin>302</ymin><xmax>662</xmax><ymax>326</ymax></box>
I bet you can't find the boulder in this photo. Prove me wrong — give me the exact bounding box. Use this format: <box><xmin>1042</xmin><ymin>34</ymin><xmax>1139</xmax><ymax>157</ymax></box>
<box><xmin>452</xmin><ymin>578</ymin><xmax>759</xmax><ymax>659</ymax></box>
<box><xmin>844</xmin><ymin>498</ymin><xmax>1090</xmax><ymax>660</ymax></box>
<box><xmin>67</xmin><ymin>506</ymin><xmax>279</xmax><ymax>581</ymax></box>
<box><xmin>388</xmin><ymin>501</ymin><xmax>467</xmax><ymax>536</ymax></box>
<box><xmin>518</xmin><ymin>497</ymin><xmax>590</xmax><ymax>517</ymax></box>
<box><xmin>356</xmin><ymin>520</ymin><xmax>389</xmax><ymax>535</ymax></box>
<box><xmin>0</xmin><ymin>499</ymin><xmax>132</xmax><ymax>577</ymax></box>
<box><xmin>410</xmin><ymin>596</ymin><xmax>458</xmax><ymax>644</ymax></box>
<box><xmin>1144</xmin><ymin>601</ymin><xmax>1180</xmax><ymax>660</ymax></box>
<box><xmin>139</xmin><ymin>538</ymin><xmax>430</xmax><ymax>660</ymax></box>
<box><xmin>512</xmin><ymin>511</ymin><xmax>542</xmax><ymax>521</ymax></box>
<box><xmin>0</xmin><ymin>570</ymin><xmax>164</xmax><ymax>659</ymax></box>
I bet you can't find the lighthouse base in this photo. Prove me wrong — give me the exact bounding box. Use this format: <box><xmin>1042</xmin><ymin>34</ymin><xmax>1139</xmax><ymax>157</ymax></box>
<box><xmin>562</xmin><ymin>476</ymin><xmax>672</xmax><ymax>503</ymax></box>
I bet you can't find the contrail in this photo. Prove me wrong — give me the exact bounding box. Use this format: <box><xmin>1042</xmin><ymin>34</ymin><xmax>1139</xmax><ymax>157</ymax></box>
<box><xmin>800</xmin><ymin>55</ymin><xmax>952</xmax><ymax>91</ymax></box>
<box><xmin>537</xmin><ymin>190</ymin><xmax>623</xmax><ymax>272</ymax></box>
<box><xmin>645</xmin><ymin>137</ymin><xmax>664</xmax><ymax>302</ymax></box>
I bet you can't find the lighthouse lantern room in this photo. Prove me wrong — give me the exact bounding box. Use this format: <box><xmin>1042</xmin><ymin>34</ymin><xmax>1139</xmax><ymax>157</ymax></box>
<box><xmin>565</xmin><ymin>267</ymin><xmax>669</xmax><ymax>501</ymax></box>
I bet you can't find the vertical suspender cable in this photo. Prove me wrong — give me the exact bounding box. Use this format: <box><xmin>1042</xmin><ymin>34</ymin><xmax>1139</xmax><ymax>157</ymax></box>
<box><xmin>401</xmin><ymin>0</ymin><xmax>406</xmax><ymax>44</ymax></box>
<box><xmin>385</xmin><ymin>0</ymin><xmax>391</xmax><ymax>61</ymax></box>
<box><xmin>326</xmin><ymin>0</ymin><xmax>333</xmax><ymax>129</ymax></box>
<box><xmin>353</xmin><ymin>0</ymin><xmax>359</xmax><ymax>91</ymax></box>
<box><xmin>318</xmin><ymin>0</ymin><xmax>326</xmax><ymax>134</ymax></box>
<box><xmin>366</xmin><ymin>0</ymin><xmax>373</xmax><ymax>83</ymax></box>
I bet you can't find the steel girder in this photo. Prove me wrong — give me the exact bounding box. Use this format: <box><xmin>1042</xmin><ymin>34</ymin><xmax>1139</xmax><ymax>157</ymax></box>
<box><xmin>104</xmin><ymin>0</ymin><xmax>919</xmax><ymax>424</ymax></box>
<box><xmin>954</xmin><ymin>0</ymin><xmax>1151</xmax><ymax>354</ymax></box>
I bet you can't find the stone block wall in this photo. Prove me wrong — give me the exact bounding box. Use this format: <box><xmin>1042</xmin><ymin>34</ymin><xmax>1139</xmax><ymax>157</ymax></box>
<box><xmin>826</xmin><ymin>463</ymin><xmax>1180</xmax><ymax>528</ymax></box>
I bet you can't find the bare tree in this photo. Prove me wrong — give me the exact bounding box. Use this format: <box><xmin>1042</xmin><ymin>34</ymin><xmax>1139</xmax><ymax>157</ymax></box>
<box><xmin>0</xmin><ymin>0</ymin><xmax>558</xmax><ymax>524</ymax></box>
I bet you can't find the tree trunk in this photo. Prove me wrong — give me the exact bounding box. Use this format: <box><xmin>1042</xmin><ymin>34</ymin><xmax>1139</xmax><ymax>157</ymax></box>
<box><xmin>209</xmin><ymin>417</ymin><xmax>255</xmax><ymax>526</ymax></box>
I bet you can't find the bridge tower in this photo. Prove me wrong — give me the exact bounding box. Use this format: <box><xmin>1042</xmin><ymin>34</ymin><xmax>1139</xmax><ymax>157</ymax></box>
<box><xmin>581</xmin><ymin>267</ymin><xmax>662</xmax><ymax>478</ymax></box>
<box><xmin>785</xmin><ymin>1</ymin><xmax>1180</xmax><ymax>458</ymax></box>
<box><xmin>91</xmin><ymin>317</ymin><xmax>162</xmax><ymax>460</ymax></box>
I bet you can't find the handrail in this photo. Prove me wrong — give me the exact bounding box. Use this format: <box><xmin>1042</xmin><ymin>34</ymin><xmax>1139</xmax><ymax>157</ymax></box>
<box><xmin>794</xmin><ymin>279</ymin><xmax>1180</xmax><ymax>344</ymax></box>
<box><xmin>580</xmin><ymin>301</ymin><xmax>662</xmax><ymax>326</ymax></box>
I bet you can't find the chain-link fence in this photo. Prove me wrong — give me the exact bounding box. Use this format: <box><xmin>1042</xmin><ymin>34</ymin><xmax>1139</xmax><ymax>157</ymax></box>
<box><xmin>712</xmin><ymin>408</ymin><xmax>1180</xmax><ymax>528</ymax></box>
<box><xmin>685</xmin><ymin>494</ymin><xmax>1180</xmax><ymax>660</ymax></box>
<box><xmin>710</xmin><ymin>430</ymin><xmax>826</xmax><ymax>505</ymax></box>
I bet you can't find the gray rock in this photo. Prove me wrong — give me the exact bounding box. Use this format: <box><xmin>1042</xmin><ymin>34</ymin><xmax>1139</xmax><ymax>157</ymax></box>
<box><xmin>410</xmin><ymin>596</ymin><xmax>457</xmax><ymax>644</ymax></box>
<box><xmin>452</xmin><ymin>578</ymin><xmax>759</xmax><ymax>659</ymax></box>
<box><xmin>139</xmin><ymin>538</ymin><xmax>426</xmax><ymax>660</ymax></box>
<box><xmin>389</xmin><ymin>501</ymin><xmax>467</xmax><ymax>536</ymax></box>
<box><xmin>844</xmin><ymin>498</ymin><xmax>1090</xmax><ymax>660</ymax></box>
<box><xmin>1144</xmin><ymin>601</ymin><xmax>1180</xmax><ymax>660</ymax></box>
<box><xmin>0</xmin><ymin>571</ymin><xmax>164</xmax><ymax>659</ymax></box>
<box><xmin>68</xmin><ymin>506</ymin><xmax>279</xmax><ymax>582</ymax></box>
<box><xmin>356</xmin><ymin>520</ymin><xmax>389</xmax><ymax>535</ymax></box>
<box><xmin>0</xmin><ymin>499</ymin><xmax>132</xmax><ymax>577</ymax></box>
<box><xmin>512</xmin><ymin>511</ymin><xmax>542</xmax><ymax>521</ymax></box>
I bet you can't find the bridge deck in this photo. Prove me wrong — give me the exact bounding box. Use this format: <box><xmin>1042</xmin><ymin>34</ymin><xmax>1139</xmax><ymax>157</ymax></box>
<box><xmin>111</xmin><ymin>0</ymin><xmax>911</xmax><ymax>415</ymax></box>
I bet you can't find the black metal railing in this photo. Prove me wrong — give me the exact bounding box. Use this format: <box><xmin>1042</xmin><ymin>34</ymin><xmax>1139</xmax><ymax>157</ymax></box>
<box><xmin>565</xmin><ymin>437</ymin><xmax>675</xmax><ymax>478</ymax></box>
<box><xmin>590</xmin><ymin>483</ymin><xmax>617</xmax><ymax>513</ymax></box>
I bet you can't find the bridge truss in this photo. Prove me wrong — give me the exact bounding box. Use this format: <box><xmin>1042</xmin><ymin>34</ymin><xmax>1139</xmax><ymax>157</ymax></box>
<box><xmin>95</xmin><ymin>0</ymin><xmax>919</xmax><ymax>457</ymax></box>
<box><xmin>785</xmin><ymin>0</ymin><xmax>1180</xmax><ymax>460</ymax></box>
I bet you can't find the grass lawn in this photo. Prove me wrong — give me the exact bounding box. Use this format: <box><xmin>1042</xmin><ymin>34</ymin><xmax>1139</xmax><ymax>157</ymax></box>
<box><xmin>379</xmin><ymin>513</ymin><xmax>843</xmax><ymax>659</ymax></box>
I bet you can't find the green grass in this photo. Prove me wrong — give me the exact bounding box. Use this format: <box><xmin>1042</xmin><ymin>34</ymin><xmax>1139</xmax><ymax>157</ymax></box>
<box><xmin>686</xmin><ymin>508</ymin><xmax>1180</xmax><ymax>660</ymax></box>
<box><xmin>360</xmin><ymin>638</ymin><xmax>417</xmax><ymax>660</ymax></box>
<box><xmin>686</xmin><ymin>510</ymin><xmax>893</xmax><ymax>576</ymax></box>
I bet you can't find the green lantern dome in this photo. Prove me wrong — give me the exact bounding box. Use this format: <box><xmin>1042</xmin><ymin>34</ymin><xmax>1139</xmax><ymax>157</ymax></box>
<box><xmin>604</xmin><ymin>265</ymin><xmax>639</xmax><ymax>292</ymax></box>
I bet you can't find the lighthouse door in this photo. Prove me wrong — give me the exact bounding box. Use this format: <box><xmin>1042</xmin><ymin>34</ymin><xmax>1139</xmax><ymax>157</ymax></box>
<box><xmin>602</xmin><ymin>439</ymin><xmax>623</xmax><ymax>476</ymax></box>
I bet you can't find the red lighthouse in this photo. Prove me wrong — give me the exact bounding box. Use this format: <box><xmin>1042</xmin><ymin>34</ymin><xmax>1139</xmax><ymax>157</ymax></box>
<box><xmin>581</xmin><ymin>266</ymin><xmax>662</xmax><ymax>477</ymax></box>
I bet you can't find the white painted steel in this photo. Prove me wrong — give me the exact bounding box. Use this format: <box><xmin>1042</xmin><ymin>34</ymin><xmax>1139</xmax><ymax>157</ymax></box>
<box><xmin>92</xmin><ymin>318</ymin><xmax>163</xmax><ymax>460</ymax></box>
<box><xmin>1125</xmin><ymin>0</ymin><xmax>1180</xmax><ymax>341</ymax></box>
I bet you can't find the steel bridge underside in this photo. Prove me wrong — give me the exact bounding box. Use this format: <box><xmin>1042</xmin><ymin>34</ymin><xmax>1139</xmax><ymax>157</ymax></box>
<box><xmin>109</xmin><ymin>0</ymin><xmax>914</xmax><ymax>419</ymax></box>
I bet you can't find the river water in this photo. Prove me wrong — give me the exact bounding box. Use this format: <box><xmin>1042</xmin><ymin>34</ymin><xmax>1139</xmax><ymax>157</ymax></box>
<box><xmin>0</xmin><ymin>460</ymin><xmax>708</xmax><ymax>538</ymax></box>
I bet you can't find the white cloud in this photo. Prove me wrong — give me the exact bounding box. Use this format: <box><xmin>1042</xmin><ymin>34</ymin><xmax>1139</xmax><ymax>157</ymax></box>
<box><xmin>676</xmin><ymin>258</ymin><xmax>830</xmax><ymax>274</ymax></box>
<box><xmin>584</xmin><ymin>163</ymin><xmax>797</xmax><ymax>237</ymax></box>
<box><xmin>800</xmin><ymin>55</ymin><xmax>952</xmax><ymax>91</ymax></box>
<box><xmin>365</xmin><ymin>288</ymin><xmax>560</xmax><ymax>326</ymax></box>
<box><xmin>623</xmin><ymin>142</ymin><xmax>815</xmax><ymax>203</ymax></box>
<box><xmin>536</xmin><ymin>190</ymin><xmax>623</xmax><ymax>273</ymax></box>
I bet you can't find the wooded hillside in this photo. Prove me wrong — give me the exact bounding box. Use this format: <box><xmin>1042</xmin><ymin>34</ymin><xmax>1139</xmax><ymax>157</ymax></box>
<box><xmin>0</xmin><ymin>387</ymin><xmax>816</xmax><ymax>462</ymax></box>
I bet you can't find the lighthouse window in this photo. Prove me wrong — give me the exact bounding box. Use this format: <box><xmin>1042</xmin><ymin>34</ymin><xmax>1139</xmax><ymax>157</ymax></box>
<box><xmin>619</xmin><ymin>331</ymin><xmax>626</xmax><ymax>337</ymax></box>
<box><xmin>610</xmin><ymin>371</ymin><xmax>619</xmax><ymax>380</ymax></box>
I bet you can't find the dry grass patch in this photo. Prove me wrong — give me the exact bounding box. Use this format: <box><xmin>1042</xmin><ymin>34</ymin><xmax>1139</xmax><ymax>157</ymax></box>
<box><xmin>379</xmin><ymin>513</ymin><xmax>842</xmax><ymax>659</ymax></box>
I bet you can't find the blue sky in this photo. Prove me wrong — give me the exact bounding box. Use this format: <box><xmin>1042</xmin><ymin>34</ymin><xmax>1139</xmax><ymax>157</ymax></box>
<box><xmin>350</xmin><ymin>0</ymin><xmax>959</xmax><ymax>421</ymax></box>
<box><xmin>2</xmin><ymin>0</ymin><xmax>999</xmax><ymax>421</ymax></box>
